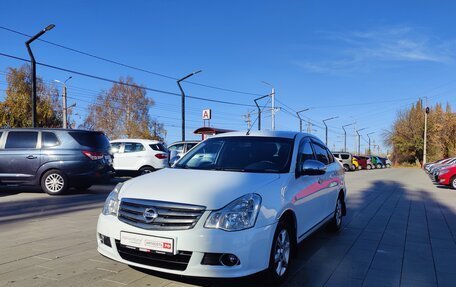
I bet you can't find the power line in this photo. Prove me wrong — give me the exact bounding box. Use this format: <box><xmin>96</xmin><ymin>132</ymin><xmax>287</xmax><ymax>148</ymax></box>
<box><xmin>0</xmin><ymin>52</ymin><xmax>257</xmax><ymax>108</ymax></box>
<box><xmin>0</xmin><ymin>25</ymin><xmax>264</xmax><ymax>96</ymax></box>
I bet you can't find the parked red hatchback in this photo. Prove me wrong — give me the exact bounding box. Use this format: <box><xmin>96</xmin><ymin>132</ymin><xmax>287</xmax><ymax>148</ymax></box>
<box><xmin>438</xmin><ymin>164</ymin><xmax>456</xmax><ymax>189</ymax></box>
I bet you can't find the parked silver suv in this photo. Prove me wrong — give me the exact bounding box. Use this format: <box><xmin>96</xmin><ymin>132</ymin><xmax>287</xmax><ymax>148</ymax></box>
<box><xmin>332</xmin><ymin>151</ymin><xmax>356</xmax><ymax>171</ymax></box>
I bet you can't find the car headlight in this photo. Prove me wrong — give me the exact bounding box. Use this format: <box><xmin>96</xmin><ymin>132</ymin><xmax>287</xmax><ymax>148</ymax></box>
<box><xmin>102</xmin><ymin>183</ymin><xmax>123</xmax><ymax>216</ymax></box>
<box><xmin>205</xmin><ymin>193</ymin><xmax>261</xmax><ymax>231</ymax></box>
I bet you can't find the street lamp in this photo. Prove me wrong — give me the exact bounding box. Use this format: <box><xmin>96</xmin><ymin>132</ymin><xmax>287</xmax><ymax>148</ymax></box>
<box><xmin>54</xmin><ymin>76</ymin><xmax>72</xmax><ymax>129</ymax></box>
<box><xmin>25</xmin><ymin>24</ymin><xmax>55</xmax><ymax>128</ymax></box>
<box><xmin>177</xmin><ymin>70</ymin><xmax>202</xmax><ymax>141</ymax></box>
<box><xmin>296</xmin><ymin>108</ymin><xmax>310</xmax><ymax>132</ymax></box>
<box><xmin>366</xmin><ymin>132</ymin><xmax>375</xmax><ymax>155</ymax></box>
<box><xmin>356</xmin><ymin>128</ymin><xmax>366</xmax><ymax>155</ymax></box>
<box><xmin>323</xmin><ymin>116</ymin><xmax>339</xmax><ymax>146</ymax></box>
<box><xmin>254</xmin><ymin>94</ymin><xmax>271</xmax><ymax>131</ymax></box>
<box><xmin>261</xmin><ymin>81</ymin><xmax>275</xmax><ymax>130</ymax></box>
<box><xmin>342</xmin><ymin>123</ymin><xmax>355</xmax><ymax>152</ymax></box>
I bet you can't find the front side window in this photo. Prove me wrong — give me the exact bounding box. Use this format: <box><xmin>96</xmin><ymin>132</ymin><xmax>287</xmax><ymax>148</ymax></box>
<box><xmin>312</xmin><ymin>143</ymin><xmax>329</xmax><ymax>165</ymax></box>
<box><xmin>341</xmin><ymin>154</ymin><xmax>350</xmax><ymax>160</ymax></box>
<box><xmin>175</xmin><ymin>137</ymin><xmax>293</xmax><ymax>173</ymax></box>
<box><xmin>297</xmin><ymin>141</ymin><xmax>315</xmax><ymax>168</ymax></box>
<box><xmin>42</xmin><ymin>132</ymin><xmax>60</xmax><ymax>148</ymax></box>
<box><xmin>326</xmin><ymin>148</ymin><xmax>335</xmax><ymax>163</ymax></box>
<box><xmin>5</xmin><ymin>131</ymin><xmax>38</xmax><ymax>149</ymax></box>
<box><xmin>124</xmin><ymin>143</ymin><xmax>145</xmax><ymax>153</ymax></box>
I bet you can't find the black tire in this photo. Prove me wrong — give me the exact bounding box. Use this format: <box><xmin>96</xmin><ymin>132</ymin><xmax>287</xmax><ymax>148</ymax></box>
<box><xmin>139</xmin><ymin>166</ymin><xmax>155</xmax><ymax>175</ymax></box>
<box><xmin>343</xmin><ymin>164</ymin><xmax>349</xmax><ymax>172</ymax></box>
<box><xmin>386</xmin><ymin>164</ymin><xmax>391</xmax><ymax>168</ymax></box>
<box><xmin>74</xmin><ymin>184</ymin><xmax>92</xmax><ymax>191</ymax></box>
<box><xmin>367</xmin><ymin>164</ymin><xmax>372</xmax><ymax>170</ymax></box>
<box><xmin>266</xmin><ymin>221</ymin><xmax>293</xmax><ymax>285</ymax></box>
<box><xmin>327</xmin><ymin>196</ymin><xmax>343</xmax><ymax>232</ymax></box>
<box><xmin>41</xmin><ymin>169</ymin><xmax>69</xmax><ymax>195</ymax></box>
<box><xmin>376</xmin><ymin>164</ymin><xmax>382</xmax><ymax>169</ymax></box>
<box><xmin>451</xmin><ymin>176</ymin><xmax>456</xmax><ymax>190</ymax></box>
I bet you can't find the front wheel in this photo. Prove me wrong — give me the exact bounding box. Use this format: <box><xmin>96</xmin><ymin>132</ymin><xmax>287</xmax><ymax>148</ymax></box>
<box><xmin>41</xmin><ymin>170</ymin><xmax>68</xmax><ymax>195</ymax></box>
<box><xmin>367</xmin><ymin>164</ymin><xmax>372</xmax><ymax>170</ymax></box>
<box><xmin>451</xmin><ymin>176</ymin><xmax>456</xmax><ymax>189</ymax></box>
<box><xmin>267</xmin><ymin>221</ymin><xmax>293</xmax><ymax>285</ymax></box>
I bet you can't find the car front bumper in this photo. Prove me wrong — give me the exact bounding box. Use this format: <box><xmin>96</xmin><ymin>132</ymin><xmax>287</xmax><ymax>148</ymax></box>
<box><xmin>96</xmin><ymin>213</ymin><xmax>276</xmax><ymax>278</ymax></box>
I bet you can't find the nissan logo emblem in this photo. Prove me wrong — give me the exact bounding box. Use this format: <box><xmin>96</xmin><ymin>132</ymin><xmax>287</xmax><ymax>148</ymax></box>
<box><xmin>143</xmin><ymin>207</ymin><xmax>159</xmax><ymax>223</ymax></box>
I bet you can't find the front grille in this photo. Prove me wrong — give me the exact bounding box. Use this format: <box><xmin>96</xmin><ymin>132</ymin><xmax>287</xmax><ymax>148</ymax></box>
<box><xmin>118</xmin><ymin>198</ymin><xmax>206</xmax><ymax>230</ymax></box>
<box><xmin>115</xmin><ymin>240</ymin><xmax>192</xmax><ymax>271</ymax></box>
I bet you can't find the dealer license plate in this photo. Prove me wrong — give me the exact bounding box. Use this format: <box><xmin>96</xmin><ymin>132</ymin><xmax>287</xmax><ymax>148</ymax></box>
<box><xmin>120</xmin><ymin>232</ymin><xmax>174</xmax><ymax>254</ymax></box>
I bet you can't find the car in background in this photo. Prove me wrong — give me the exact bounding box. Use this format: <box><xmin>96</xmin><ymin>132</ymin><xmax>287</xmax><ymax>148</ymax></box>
<box><xmin>425</xmin><ymin>158</ymin><xmax>451</xmax><ymax>172</ymax></box>
<box><xmin>353</xmin><ymin>155</ymin><xmax>374</xmax><ymax>170</ymax></box>
<box><xmin>437</xmin><ymin>164</ymin><xmax>456</xmax><ymax>189</ymax></box>
<box><xmin>97</xmin><ymin>131</ymin><xmax>346</xmax><ymax>284</ymax></box>
<box><xmin>332</xmin><ymin>151</ymin><xmax>356</xmax><ymax>171</ymax></box>
<box><xmin>371</xmin><ymin>156</ymin><xmax>385</xmax><ymax>169</ymax></box>
<box><xmin>352</xmin><ymin>156</ymin><xmax>360</xmax><ymax>170</ymax></box>
<box><xmin>0</xmin><ymin>128</ymin><xmax>114</xmax><ymax>195</ymax></box>
<box><xmin>431</xmin><ymin>157</ymin><xmax>456</xmax><ymax>181</ymax></box>
<box><xmin>378</xmin><ymin>157</ymin><xmax>391</xmax><ymax>168</ymax></box>
<box><xmin>110</xmin><ymin>139</ymin><xmax>169</xmax><ymax>176</ymax></box>
<box><xmin>167</xmin><ymin>141</ymin><xmax>200</xmax><ymax>159</ymax></box>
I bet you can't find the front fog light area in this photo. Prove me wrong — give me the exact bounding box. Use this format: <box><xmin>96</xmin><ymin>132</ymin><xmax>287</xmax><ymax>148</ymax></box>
<box><xmin>205</xmin><ymin>193</ymin><xmax>261</xmax><ymax>231</ymax></box>
<box><xmin>201</xmin><ymin>253</ymin><xmax>240</xmax><ymax>266</ymax></box>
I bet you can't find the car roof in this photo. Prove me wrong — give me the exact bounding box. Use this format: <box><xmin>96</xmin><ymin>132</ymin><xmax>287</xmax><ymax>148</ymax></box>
<box><xmin>168</xmin><ymin>140</ymin><xmax>200</xmax><ymax>145</ymax></box>
<box><xmin>0</xmin><ymin>127</ymin><xmax>103</xmax><ymax>133</ymax></box>
<box><xmin>110</xmin><ymin>139</ymin><xmax>162</xmax><ymax>144</ymax></box>
<box><xmin>209</xmin><ymin>130</ymin><xmax>299</xmax><ymax>139</ymax></box>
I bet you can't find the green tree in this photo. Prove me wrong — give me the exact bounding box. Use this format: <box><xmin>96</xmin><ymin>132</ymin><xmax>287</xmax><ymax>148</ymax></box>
<box><xmin>83</xmin><ymin>77</ymin><xmax>166</xmax><ymax>141</ymax></box>
<box><xmin>0</xmin><ymin>65</ymin><xmax>62</xmax><ymax>128</ymax></box>
<box><xmin>385</xmin><ymin>99</ymin><xmax>455</xmax><ymax>165</ymax></box>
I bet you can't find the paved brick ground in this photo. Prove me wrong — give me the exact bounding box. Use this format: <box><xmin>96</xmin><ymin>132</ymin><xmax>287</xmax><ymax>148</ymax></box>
<box><xmin>0</xmin><ymin>168</ymin><xmax>455</xmax><ymax>286</ymax></box>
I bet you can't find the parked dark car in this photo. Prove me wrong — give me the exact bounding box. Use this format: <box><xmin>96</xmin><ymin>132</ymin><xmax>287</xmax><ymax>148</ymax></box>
<box><xmin>0</xmin><ymin>128</ymin><xmax>114</xmax><ymax>195</ymax></box>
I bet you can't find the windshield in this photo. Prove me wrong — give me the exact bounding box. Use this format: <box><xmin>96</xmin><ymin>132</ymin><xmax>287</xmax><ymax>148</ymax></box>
<box><xmin>174</xmin><ymin>136</ymin><xmax>293</xmax><ymax>173</ymax></box>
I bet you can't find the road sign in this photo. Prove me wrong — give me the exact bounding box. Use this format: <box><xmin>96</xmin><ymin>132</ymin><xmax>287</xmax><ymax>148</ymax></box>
<box><xmin>202</xmin><ymin>109</ymin><xmax>212</xmax><ymax>120</ymax></box>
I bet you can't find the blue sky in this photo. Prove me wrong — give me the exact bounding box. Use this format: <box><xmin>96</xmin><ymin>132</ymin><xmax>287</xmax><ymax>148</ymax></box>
<box><xmin>1</xmin><ymin>0</ymin><xmax>455</xmax><ymax>153</ymax></box>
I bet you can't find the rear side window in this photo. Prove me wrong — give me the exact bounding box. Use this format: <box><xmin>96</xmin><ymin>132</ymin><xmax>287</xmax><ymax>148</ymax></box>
<box><xmin>69</xmin><ymin>131</ymin><xmax>110</xmax><ymax>149</ymax></box>
<box><xmin>111</xmin><ymin>142</ymin><xmax>121</xmax><ymax>153</ymax></box>
<box><xmin>124</xmin><ymin>143</ymin><xmax>145</xmax><ymax>153</ymax></box>
<box><xmin>326</xmin><ymin>149</ymin><xmax>334</xmax><ymax>163</ymax></box>
<box><xmin>5</xmin><ymin>131</ymin><xmax>38</xmax><ymax>149</ymax></box>
<box><xmin>312</xmin><ymin>143</ymin><xmax>329</xmax><ymax>165</ymax></box>
<box><xmin>42</xmin><ymin>132</ymin><xmax>60</xmax><ymax>148</ymax></box>
<box><xmin>149</xmin><ymin>143</ymin><xmax>167</xmax><ymax>152</ymax></box>
<box><xmin>341</xmin><ymin>154</ymin><xmax>350</xmax><ymax>160</ymax></box>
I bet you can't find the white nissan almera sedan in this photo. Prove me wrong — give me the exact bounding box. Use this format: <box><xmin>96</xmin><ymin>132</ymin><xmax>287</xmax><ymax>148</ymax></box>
<box><xmin>97</xmin><ymin>131</ymin><xmax>346</xmax><ymax>284</ymax></box>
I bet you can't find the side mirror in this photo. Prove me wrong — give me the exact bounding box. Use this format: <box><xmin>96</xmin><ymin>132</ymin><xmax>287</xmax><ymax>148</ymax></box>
<box><xmin>299</xmin><ymin>160</ymin><xmax>326</xmax><ymax>176</ymax></box>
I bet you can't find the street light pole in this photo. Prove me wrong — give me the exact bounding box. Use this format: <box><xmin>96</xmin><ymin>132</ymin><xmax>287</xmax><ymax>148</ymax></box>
<box><xmin>367</xmin><ymin>132</ymin><xmax>375</xmax><ymax>155</ymax></box>
<box><xmin>323</xmin><ymin>116</ymin><xmax>339</xmax><ymax>146</ymax></box>
<box><xmin>296</xmin><ymin>108</ymin><xmax>310</xmax><ymax>132</ymax></box>
<box><xmin>177</xmin><ymin>70</ymin><xmax>202</xmax><ymax>141</ymax></box>
<box><xmin>253</xmin><ymin>94</ymin><xmax>271</xmax><ymax>131</ymax></box>
<box><xmin>342</xmin><ymin>123</ymin><xmax>354</xmax><ymax>152</ymax></box>
<box><xmin>261</xmin><ymin>81</ymin><xmax>275</xmax><ymax>130</ymax></box>
<box><xmin>356</xmin><ymin>128</ymin><xmax>366</xmax><ymax>155</ymax></box>
<box><xmin>423</xmin><ymin>98</ymin><xmax>429</xmax><ymax>167</ymax></box>
<box><xmin>55</xmin><ymin>76</ymin><xmax>72</xmax><ymax>129</ymax></box>
<box><xmin>25</xmin><ymin>24</ymin><xmax>55</xmax><ymax>128</ymax></box>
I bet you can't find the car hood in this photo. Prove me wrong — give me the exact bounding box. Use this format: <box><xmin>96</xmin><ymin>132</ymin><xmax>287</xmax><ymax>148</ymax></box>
<box><xmin>118</xmin><ymin>168</ymin><xmax>282</xmax><ymax>210</ymax></box>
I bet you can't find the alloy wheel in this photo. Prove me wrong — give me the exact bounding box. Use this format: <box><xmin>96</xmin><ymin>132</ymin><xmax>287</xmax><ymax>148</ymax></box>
<box><xmin>274</xmin><ymin>229</ymin><xmax>290</xmax><ymax>277</ymax></box>
<box><xmin>45</xmin><ymin>173</ymin><xmax>64</xmax><ymax>193</ymax></box>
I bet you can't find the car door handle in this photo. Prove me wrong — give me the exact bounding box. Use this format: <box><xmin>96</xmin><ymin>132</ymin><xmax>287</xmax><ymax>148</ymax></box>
<box><xmin>26</xmin><ymin>155</ymin><xmax>37</xmax><ymax>159</ymax></box>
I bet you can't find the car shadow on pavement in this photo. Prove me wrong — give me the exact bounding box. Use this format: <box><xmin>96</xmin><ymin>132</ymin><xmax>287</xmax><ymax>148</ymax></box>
<box><xmin>0</xmin><ymin>179</ymin><xmax>127</xmax><ymax>226</ymax></box>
